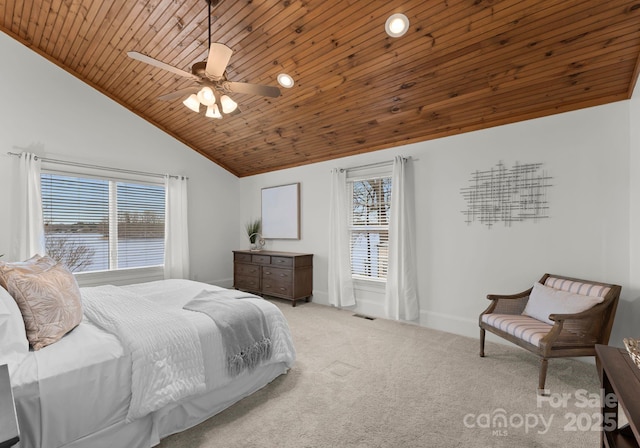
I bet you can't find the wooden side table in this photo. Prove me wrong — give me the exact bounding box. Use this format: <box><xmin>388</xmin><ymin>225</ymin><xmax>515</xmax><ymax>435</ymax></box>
<box><xmin>0</xmin><ymin>364</ymin><xmax>19</xmax><ymax>448</ymax></box>
<box><xmin>595</xmin><ymin>344</ymin><xmax>640</xmax><ymax>447</ymax></box>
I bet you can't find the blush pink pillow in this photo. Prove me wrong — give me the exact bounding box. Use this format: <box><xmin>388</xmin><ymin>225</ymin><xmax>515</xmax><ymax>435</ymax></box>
<box><xmin>0</xmin><ymin>255</ymin><xmax>83</xmax><ymax>350</ymax></box>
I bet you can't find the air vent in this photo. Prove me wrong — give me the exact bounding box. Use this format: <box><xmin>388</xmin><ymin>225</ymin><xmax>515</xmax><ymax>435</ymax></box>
<box><xmin>353</xmin><ymin>314</ymin><xmax>376</xmax><ymax>321</ymax></box>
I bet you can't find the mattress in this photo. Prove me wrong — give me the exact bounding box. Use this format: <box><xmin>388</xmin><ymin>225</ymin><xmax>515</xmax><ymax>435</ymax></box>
<box><xmin>11</xmin><ymin>279</ymin><xmax>296</xmax><ymax>448</ymax></box>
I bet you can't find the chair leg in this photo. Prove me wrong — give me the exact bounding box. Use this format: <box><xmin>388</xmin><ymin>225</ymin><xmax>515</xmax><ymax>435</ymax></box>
<box><xmin>479</xmin><ymin>328</ymin><xmax>486</xmax><ymax>357</ymax></box>
<box><xmin>538</xmin><ymin>358</ymin><xmax>549</xmax><ymax>395</ymax></box>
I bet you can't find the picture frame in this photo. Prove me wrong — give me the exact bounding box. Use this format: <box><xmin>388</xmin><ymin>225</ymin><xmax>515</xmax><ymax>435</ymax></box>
<box><xmin>261</xmin><ymin>183</ymin><xmax>300</xmax><ymax>239</ymax></box>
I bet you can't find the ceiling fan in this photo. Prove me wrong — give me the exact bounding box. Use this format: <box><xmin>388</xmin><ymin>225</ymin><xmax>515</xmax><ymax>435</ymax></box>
<box><xmin>126</xmin><ymin>0</ymin><xmax>280</xmax><ymax>119</ymax></box>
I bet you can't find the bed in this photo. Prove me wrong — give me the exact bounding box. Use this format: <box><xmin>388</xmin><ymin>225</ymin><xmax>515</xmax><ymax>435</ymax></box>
<box><xmin>1</xmin><ymin>277</ymin><xmax>296</xmax><ymax>448</ymax></box>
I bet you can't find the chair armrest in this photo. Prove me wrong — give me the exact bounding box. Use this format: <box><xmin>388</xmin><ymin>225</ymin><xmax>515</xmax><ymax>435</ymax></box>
<box><xmin>541</xmin><ymin>301</ymin><xmax>616</xmax><ymax>352</ymax></box>
<box><xmin>481</xmin><ymin>288</ymin><xmax>533</xmax><ymax>316</ymax></box>
<box><xmin>547</xmin><ymin>300</ymin><xmax>612</xmax><ymax>322</ymax></box>
<box><xmin>486</xmin><ymin>288</ymin><xmax>532</xmax><ymax>301</ymax></box>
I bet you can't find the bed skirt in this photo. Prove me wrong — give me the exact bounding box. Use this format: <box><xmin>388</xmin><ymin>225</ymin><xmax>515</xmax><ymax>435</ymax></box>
<box><xmin>34</xmin><ymin>362</ymin><xmax>289</xmax><ymax>448</ymax></box>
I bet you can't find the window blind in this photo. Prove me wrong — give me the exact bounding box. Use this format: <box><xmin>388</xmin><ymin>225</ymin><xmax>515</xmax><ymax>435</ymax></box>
<box><xmin>348</xmin><ymin>176</ymin><xmax>391</xmax><ymax>280</ymax></box>
<box><xmin>41</xmin><ymin>172</ymin><xmax>165</xmax><ymax>273</ymax></box>
<box><xmin>116</xmin><ymin>182</ymin><xmax>165</xmax><ymax>269</ymax></box>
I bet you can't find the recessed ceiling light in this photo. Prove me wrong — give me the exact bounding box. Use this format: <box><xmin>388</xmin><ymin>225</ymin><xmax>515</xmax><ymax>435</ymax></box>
<box><xmin>277</xmin><ymin>73</ymin><xmax>295</xmax><ymax>88</ymax></box>
<box><xmin>385</xmin><ymin>13</ymin><xmax>409</xmax><ymax>38</ymax></box>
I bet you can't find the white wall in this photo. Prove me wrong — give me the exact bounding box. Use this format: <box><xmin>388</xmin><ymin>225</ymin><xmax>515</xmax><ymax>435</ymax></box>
<box><xmin>0</xmin><ymin>32</ymin><xmax>239</xmax><ymax>286</ymax></box>
<box><xmin>240</xmin><ymin>101</ymin><xmax>636</xmax><ymax>347</ymax></box>
<box><xmin>1</xmin><ymin>29</ymin><xmax>636</xmax><ymax>348</ymax></box>
<box><xmin>626</xmin><ymin>82</ymin><xmax>640</xmax><ymax>346</ymax></box>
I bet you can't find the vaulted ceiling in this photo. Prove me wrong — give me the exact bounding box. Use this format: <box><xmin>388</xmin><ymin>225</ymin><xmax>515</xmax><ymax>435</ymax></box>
<box><xmin>1</xmin><ymin>1</ymin><xmax>639</xmax><ymax>177</ymax></box>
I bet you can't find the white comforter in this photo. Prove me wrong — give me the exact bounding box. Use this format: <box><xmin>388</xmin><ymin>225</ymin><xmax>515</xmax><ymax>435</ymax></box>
<box><xmin>11</xmin><ymin>280</ymin><xmax>296</xmax><ymax>448</ymax></box>
<box><xmin>82</xmin><ymin>285</ymin><xmax>207</xmax><ymax>422</ymax></box>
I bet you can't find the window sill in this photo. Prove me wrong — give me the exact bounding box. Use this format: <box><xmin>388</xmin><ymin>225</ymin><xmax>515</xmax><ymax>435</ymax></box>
<box><xmin>75</xmin><ymin>266</ymin><xmax>164</xmax><ymax>287</ymax></box>
<box><xmin>352</xmin><ymin>276</ymin><xmax>386</xmax><ymax>292</ymax></box>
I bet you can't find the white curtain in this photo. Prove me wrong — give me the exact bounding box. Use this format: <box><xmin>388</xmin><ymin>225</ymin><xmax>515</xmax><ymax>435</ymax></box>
<box><xmin>328</xmin><ymin>168</ymin><xmax>355</xmax><ymax>307</ymax></box>
<box><xmin>164</xmin><ymin>175</ymin><xmax>190</xmax><ymax>279</ymax></box>
<box><xmin>384</xmin><ymin>156</ymin><xmax>419</xmax><ymax>321</ymax></box>
<box><xmin>13</xmin><ymin>152</ymin><xmax>45</xmax><ymax>260</ymax></box>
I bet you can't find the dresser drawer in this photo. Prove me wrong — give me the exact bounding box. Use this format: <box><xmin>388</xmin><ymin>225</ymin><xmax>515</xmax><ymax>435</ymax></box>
<box><xmin>262</xmin><ymin>266</ymin><xmax>293</xmax><ymax>282</ymax></box>
<box><xmin>235</xmin><ymin>275</ymin><xmax>260</xmax><ymax>291</ymax></box>
<box><xmin>262</xmin><ymin>280</ymin><xmax>293</xmax><ymax>298</ymax></box>
<box><xmin>234</xmin><ymin>252</ymin><xmax>252</xmax><ymax>262</ymax></box>
<box><xmin>252</xmin><ymin>254</ymin><xmax>271</xmax><ymax>264</ymax></box>
<box><xmin>270</xmin><ymin>256</ymin><xmax>293</xmax><ymax>267</ymax></box>
<box><xmin>235</xmin><ymin>263</ymin><xmax>260</xmax><ymax>277</ymax></box>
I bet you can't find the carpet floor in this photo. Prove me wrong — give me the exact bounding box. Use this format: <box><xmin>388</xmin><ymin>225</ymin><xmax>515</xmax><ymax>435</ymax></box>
<box><xmin>158</xmin><ymin>300</ymin><xmax>602</xmax><ymax>448</ymax></box>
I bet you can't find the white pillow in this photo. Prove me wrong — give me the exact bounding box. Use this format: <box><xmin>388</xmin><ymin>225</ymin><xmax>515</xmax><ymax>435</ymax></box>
<box><xmin>522</xmin><ymin>281</ymin><xmax>605</xmax><ymax>325</ymax></box>
<box><xmin>0</xmin><ymin>285</ymin><xmax>29</xmax><ymax>370</ymax></box>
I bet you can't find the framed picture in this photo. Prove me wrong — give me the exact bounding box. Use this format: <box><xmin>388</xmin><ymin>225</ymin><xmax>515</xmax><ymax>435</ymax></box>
<box><xmin>261</xmin><ymin>183</ymin><xmax>300</xmax><ymax>239</ymax></box>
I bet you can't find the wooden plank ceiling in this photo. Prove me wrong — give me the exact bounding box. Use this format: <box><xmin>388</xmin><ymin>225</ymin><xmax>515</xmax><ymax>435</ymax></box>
<box><xmin>1</xmin><ymin>1</ymin><xmax>640</xmax><ymax>177</ymax></box>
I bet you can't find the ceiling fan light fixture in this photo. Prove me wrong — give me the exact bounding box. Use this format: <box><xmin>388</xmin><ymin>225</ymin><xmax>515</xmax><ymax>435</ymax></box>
<box><xmin>206</xmin><ymin>104</ymin><xmax>222</xmax><ymax>119</ymax></box>
<box><xmin>385</xmin><ymin>13</ymin><xmax>409</xmax><ymax>37</ymax></box>
<box><xmin>197</xmin><ymin>86</ymin><xmax>216</xmax><ymax>106</ymax></box>
<box><xmin>220</xmin><ymin>94</ymin><xmax>238</xmax><ymax>114</ymax></box>
<box><xmin>183</xmin><ymin>94</ymin><xmax>201</xmax><ymax>112</ymax></box>
<box><xmin>277</xmin><ymin>73</ymin><xmax>294</xmax><ymax>88</ymax></box>
<box><xmin>128</xmin><ymin>0</ymin><xmax>281</xmax><ymax>123</ymax></box>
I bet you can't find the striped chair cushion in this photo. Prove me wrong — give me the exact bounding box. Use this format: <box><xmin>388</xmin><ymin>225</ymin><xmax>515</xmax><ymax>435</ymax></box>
<box><xmin>544</xmin><ymin>277</ymin><xmax>610</xmax><ymax>298</ymax></box>
<box><xmin>481</xmin><ymin>314</ymin><xmax>552</xmax><ymax>347</ymax></box>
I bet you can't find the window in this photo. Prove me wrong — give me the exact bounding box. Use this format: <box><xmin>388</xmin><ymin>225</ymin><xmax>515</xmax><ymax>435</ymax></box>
<box><xmin>348</xmin><ymin>176</ymin><xmax>391</xmax><ymax>280</ymax></box>
<box><xmin>41</xmin><ymin>172</ymin><xmax>165</xmax><ymax>273</ymax></box>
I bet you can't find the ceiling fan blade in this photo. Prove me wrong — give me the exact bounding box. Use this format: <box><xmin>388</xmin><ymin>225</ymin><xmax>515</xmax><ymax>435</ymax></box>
<box><xmin>224</xmin><ymin>81</ymin><xmax>281</xmax><ymax>98</ymax></box>
<box><xmin>127</xmin><ymin>51</ymin><xmax>199</xmax><ymax>81</ymax></box>
<box><xmin>157</xmin><ymin>87</ymin><xmax>200</xmax><ymax>101</ymax></box>
<box><xmin>205</xmin><ymin>43</ymin><xmax>233</xmax><ymax>79</ymax></box>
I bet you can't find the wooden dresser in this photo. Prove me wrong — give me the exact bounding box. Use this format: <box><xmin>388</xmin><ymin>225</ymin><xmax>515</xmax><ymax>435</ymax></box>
<box><xmin>596</xmin><ymin>344</ymin><xmax>640</xmax><ymax>448</ymax></box>
<box><xmin>233</xmin><ymin>250</ymin><xmax>313</xmax><ymax>307</ymax></box>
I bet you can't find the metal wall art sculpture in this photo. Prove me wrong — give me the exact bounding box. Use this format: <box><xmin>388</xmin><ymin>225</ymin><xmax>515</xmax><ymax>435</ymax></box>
<box><xmin>461</xmin><ymin>161</ymin><xmax>552</xmax><ymax>228</ymax></box>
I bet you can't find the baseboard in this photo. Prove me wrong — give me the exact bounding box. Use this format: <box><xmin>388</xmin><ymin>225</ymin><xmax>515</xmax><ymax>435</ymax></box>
<box><xmin>311</xmin><ymin>290</ymin><xmax>484</xmax><ymax>336</ymax></box>
<box><xmin>419</xmin><ymin>310</ymin><xmax>480</xmax><ymax>339</ymax></box>
<box><xmin>352</xmin><ymin>297</ymin><xmax>386</xmax><ymax>319</ymax></box>
<box><xmin>202</xmin><ymin>277</ymin><xmax>233</xmax><ymax>288</ymax></box>
<box><xmin>310</xmin><ymin>289</ymin><xmax>328</xmax><ymax>305</ymax></box>
<box><xmin>416</xmin><ymin>309</ymin><xmax>525</xmax><ymax>349</ymax></box>
<box><xmin>309</xmin><ymin>299</ymin><xmax>596</xmax><ymax>366</ymax></box>
<box><xmin>307</xmin><ymin>288</ymin><xmax>387</xmax><ymax>319</ymax></box>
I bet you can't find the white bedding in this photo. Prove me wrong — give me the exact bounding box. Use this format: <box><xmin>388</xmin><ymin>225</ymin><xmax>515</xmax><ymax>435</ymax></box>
<box><xmin>12</xmin><ymin>318</ymin><xmax>130</xmax><ymax>448</ymax></box>
<box><xmin>82</xmin><ymin>285</ymin><xmax>206</xmax><ymax>422</ymax></box>
<box><xmin>11</xmin><ymin>279</ymin><xmax>296</xmax><ymax>448</ymax></box>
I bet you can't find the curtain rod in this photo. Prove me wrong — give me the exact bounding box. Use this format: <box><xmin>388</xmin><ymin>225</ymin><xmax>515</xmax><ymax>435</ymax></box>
<box><xmin>339</xmin><ymin>156</ymin><xmax>417</xmax><ymax>173</ymax></box>
<box><xmin>6</xmin><ymin>151</ymin><xmax>187</xmax><ymax>180</ymax></box>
